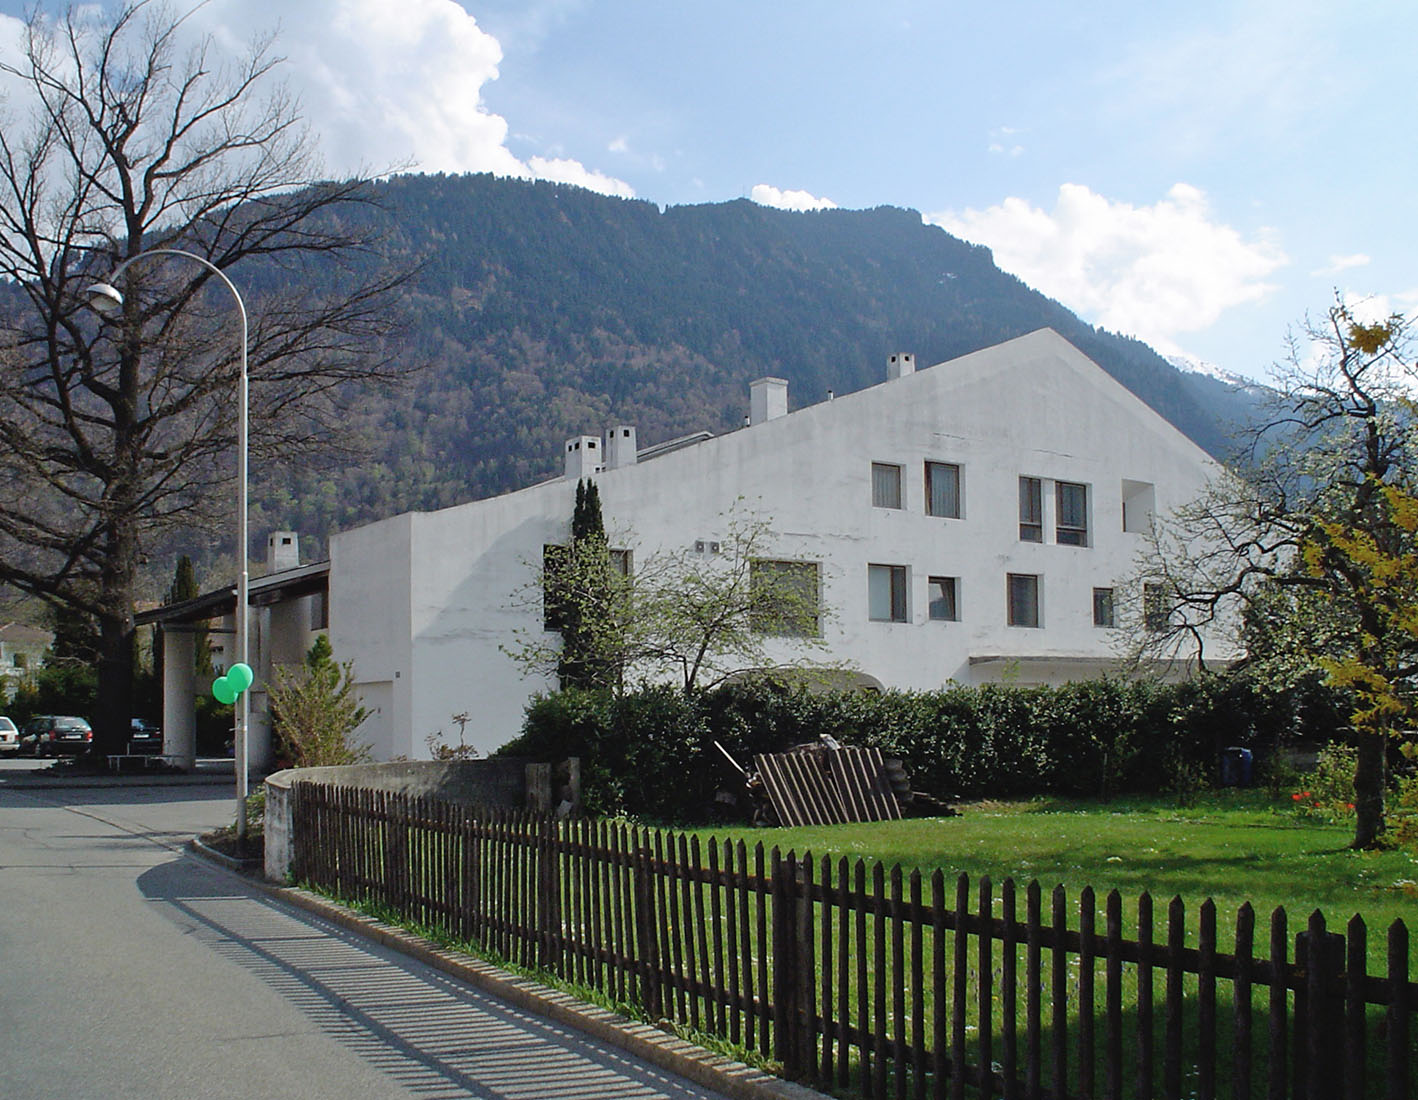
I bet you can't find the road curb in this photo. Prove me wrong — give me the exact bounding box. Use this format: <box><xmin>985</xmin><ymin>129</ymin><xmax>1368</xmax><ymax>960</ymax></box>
<box><xmin>191</xmin><ymin>845</ymin><xmax>827</xmax><ymax>1100</ymax></box>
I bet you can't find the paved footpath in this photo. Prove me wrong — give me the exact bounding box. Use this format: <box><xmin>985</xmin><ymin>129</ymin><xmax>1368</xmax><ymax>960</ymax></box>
<box><xmin>0</xmin><ymin>782</ymin><xmax>736</xmax><ymax>1100</ymax></box>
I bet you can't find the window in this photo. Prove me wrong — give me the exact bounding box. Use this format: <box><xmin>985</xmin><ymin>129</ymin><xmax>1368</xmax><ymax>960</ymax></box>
<box><xmin>542</xmin><ymin>544</ymin><xmax>569</xmax><ymax>629</ymax></box>
<box><xmin>872</xmin><ymin>462</ymin><xmax>903</xmax><ymax>509</ymax></box>
<box><xmin>545</xmin><ymin>544</ymin><xmax>631</xmax><ymax>630</ymax></box>
<box><xmin>309</xmin><ymin>591</ymin><xmax>329</xmax><ymax>631</ymax></box>
<box><xmin>1007</xmin><ymin>573</ymin><xmax>1040</xmax><ymax>627</ymax></box>
<box><xmin>1122</xmin><ymin>480</ymin><xmax>1156</xmax><ymax>534</ymax></box>
<box><xmin>925</xmin><ymin>462</ymin><xmax>961</xmax><ymax>519</ymax></box>
<box><xmin>1144</xmin><ymin>582</ymin><xmax>1168</xmax><ymax>632</ymax></box>
<box><xmin>928</xmin><ymin>576</ymin><xmax>959</xmax><ymax>621</ymax></box>
<box><xmin>750</xmin><ymin>559</ymin><xmax>821</xmax><ymax>637</ymax></box>
<box><xmin>1056</xmin><ymin>481</ymin><xmax>1089</xmax><ymax>546</ymax></box>
<box><xmin>868</xmin><ymin>564</ymin><xmax>908</xmax><ymax>622</ymax></box>
<box><xmin>1019</xmin><ymin>477</ymin><xmax>1042</xmax><ymax>542</ymax></box>
<box><xmin>1093</xmin><ymin>587</ymin><xmax>1115</xmax><ymax>628</ymax></box>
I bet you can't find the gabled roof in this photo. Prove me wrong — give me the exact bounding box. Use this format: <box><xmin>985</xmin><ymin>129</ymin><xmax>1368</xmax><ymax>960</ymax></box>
<box><xmin>0</xmin><ymin>622</ymin><xmax>51</xmax><ymax>646</ymax></box>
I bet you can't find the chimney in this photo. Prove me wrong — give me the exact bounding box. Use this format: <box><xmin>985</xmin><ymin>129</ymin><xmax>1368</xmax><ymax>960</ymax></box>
<box><xmin>564</xmin><ymin>435</ymin><xmax>602</xmax><ymax>479</ymax></box>
<box><xmin>267</xmin><ymin>530</ymin><xmax>300</xmax><ymax>572</ymax></box>
<box><xmin>887</xmin><ymin>352</ymin><xmax>915</xmax><ymax>380</ymax></box>
<box><xmin>604</xmin><ymin>425</ymin><xmax>638</xmax><ymax>469</ymax></box>
<box><xmin>749</xmin><ymin>377</ymin><xmax>788</xmax><ymax>425</ymax></box>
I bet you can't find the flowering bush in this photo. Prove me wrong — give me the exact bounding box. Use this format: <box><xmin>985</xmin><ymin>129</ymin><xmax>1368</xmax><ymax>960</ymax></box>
<box><xmin>1291</xmin><ymin>742</ymin><xmax>1358</xmax><ymax>822</ymax></box>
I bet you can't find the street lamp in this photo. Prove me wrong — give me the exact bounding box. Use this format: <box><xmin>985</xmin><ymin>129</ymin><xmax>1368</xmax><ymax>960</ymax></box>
<box><xmin>85</xmin><ymin>248</ymin><xmax>253</xmax><ymax>840</ymax></box>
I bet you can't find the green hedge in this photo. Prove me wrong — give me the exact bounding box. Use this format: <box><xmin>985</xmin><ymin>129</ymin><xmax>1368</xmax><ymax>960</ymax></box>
<box><xmin>496</xmin><ymin>674</ymin><xmax>1333</xmax><ymax>824</ymax></box>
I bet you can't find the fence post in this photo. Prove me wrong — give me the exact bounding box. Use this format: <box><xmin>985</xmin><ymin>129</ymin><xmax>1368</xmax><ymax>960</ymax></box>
<box><xmin>634</xmin><ymin>840</ymin><xmax>661</xmax><ymax>1019</ymax></box>
<box><xmin>1295</xmin><ymin>916</ymin><xmax>1345</xmax><ymax>1100</ymax></box>
<box><xmin>772</xmin><ymin>848</ymin><xmax>798</xmax><ymax>1071</ymax></box>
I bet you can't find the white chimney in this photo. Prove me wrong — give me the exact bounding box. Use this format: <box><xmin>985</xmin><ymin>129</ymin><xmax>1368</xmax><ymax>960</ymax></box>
<box><xmin>888</xmin><ymin>352</ymin><xmax>916</xmax><ymax>380</ymax></box>
<box><xmin>267</xmin><ymin>531</ymin><xmax>300</xmax><ymax>572</ymax></box>
<box><xmin>749</xmin><ymin>377</ymin><xmax>788</xmax><ymax>425</ymax></box>
<box><xmin>564</xmin><ymin>435</ymin><xmax>602</xmax><ymax>479</ymax></box>
<box><xmin>605</xmin><ymin>425</ymin><xmax>638</xmax><ymax>469</ymax></box>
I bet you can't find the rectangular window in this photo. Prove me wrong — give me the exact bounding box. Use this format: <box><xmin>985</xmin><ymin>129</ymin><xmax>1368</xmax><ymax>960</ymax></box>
<box><xmin>1093</xmin><ymin>587</ymin><xmax>1115</xmax><ymax>628</ymax></box>
<box><xmin>925</xmin><ymin>462</ymin><xmax>961</xmax><ymax>519</ymax></box>
<box><xmin>868</xmin><ymin>564</ymin><xmax>908</xmax><ymax>622</ymax></box>
<box><xmin>872</xmin><ymin>462</ymin><xmax>903</xmax><ymax>509</ymax></box>
<box><xmin>542</xmin><ymin>544</ymin><xmax>568</xmax><ymax>630</ymax></box>
<box><xmin>1056</xmin><ymin>481</ymin><xmax>1089</xmax><ymax>546</ymax></box>
<box><xmin>928</xmin><ymin>576</ymin><xmax>959</xmax><ymax>621</ymax></box>
<box><xmin>1122</xmin><ymin>479</ymin><xmax>1156</xmax><ymax>534</ymax></box>
<box><xmin>1144</xmin><ymin>582</ymin><xmax>1168</xmax><ymax>632</ymax></box>
<box><xmin>1019</xmin><ymin>477</ymin><xmax>1043</xmax><ymax>542</ymax></box>
<box><xmin>1007</xmin><ymin>573</ymin><xmax>1040</xmax><ymax>627</ymax></box>
<box><xmin>309</xmin><ymin>590</ymin><xmax>329</xmax><ymax>631</ymax></box>
<box><xmin>610</xmin><ymin>548</ymin><xmax>633</xmax><ymax>577</ymax></box>
<box><xmin>750</xmin><ymin>559</ymin><xmax>821</xmax><ymax>637</ymax></box>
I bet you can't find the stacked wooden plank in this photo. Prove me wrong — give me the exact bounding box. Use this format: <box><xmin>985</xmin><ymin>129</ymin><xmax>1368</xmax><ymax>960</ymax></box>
<box><xmin>753</xmin><ymin>745</ymin><xmax>902</xmax><ymax>826</ymax></box>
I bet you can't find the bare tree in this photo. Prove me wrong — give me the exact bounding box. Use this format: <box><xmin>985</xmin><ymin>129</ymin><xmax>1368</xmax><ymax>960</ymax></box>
<box><xmin>507</xmin><ymin>502</ymin><xmax>836</xmax><ymax>694</ymax></box>
<box><xmin>0</xmin><ymin>2</ymin><xmax>409</xmax><ymax>758</ymax></box>
<box><xmin>1134</xmin><ymin>299</ymin><xmax>1417</xmax><ymax>847</ymax></box>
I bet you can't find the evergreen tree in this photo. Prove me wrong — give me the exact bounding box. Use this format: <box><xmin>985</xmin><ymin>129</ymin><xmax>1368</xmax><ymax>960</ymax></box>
<box><xmin>557</xmin><ymin>479</ymin><xmax>618</xmax><ymax>691</ymax></box>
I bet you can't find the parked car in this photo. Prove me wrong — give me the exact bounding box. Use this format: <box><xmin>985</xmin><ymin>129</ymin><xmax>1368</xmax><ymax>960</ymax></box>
<box><xmin>129</xmin><ymin>718</ymin><xmax>162</xmax><ymax>754</ymax></box>
<box><xmin>0</xmin><ymin>716</ymin><xmax>18</xmax><ymax>753</ymax></box>
<box><xmin>22</xmin><ymin>715</ymin><xmax>93</xmax><ymax>757</ymax></box>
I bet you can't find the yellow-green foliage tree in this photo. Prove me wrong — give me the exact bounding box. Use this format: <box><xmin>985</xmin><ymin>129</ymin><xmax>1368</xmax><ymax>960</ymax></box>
<box><xmin>269</xmin><ymin>635</ymin><xmax>371</xmax><ymax>767</ymax></box>
<box><xmin>1140</xmin><ymin>300</ymin><xmax>1417</xmax><ymax>847</ymax></box>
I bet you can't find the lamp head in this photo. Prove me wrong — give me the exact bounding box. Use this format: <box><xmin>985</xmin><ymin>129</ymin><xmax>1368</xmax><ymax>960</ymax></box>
<box><xmin>83</xmin><ymin>281</ymin><xmax>124</xmax><ymax>314</ymax></box>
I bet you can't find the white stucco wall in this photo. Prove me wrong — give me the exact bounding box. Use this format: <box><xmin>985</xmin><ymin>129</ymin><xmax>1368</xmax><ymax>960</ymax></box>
<box><xmin>331</xmin><ymin>329</ymin><xmax>1235</xmax><ymax>758</ymax></box>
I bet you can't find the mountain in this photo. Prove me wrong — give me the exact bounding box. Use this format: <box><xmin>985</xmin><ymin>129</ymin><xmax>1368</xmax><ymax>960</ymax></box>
<box><xmin>246</xmin><ymin>174</ymin><xmax>1262</xmax><ymax>553</ymax></box>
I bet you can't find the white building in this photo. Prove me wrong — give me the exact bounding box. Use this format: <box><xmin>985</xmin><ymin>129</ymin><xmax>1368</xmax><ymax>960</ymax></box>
<box><xmin>328</xmin><ymin>329</ymin><xmax>1234</xmax><ymax>761</ymax></box>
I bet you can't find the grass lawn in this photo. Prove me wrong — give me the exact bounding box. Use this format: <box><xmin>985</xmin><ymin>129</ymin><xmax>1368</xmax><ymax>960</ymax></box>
<box><xmin>688</xmin><ymin>789</ymin><xmax>1418</xmax><ymax>952</ymax></box>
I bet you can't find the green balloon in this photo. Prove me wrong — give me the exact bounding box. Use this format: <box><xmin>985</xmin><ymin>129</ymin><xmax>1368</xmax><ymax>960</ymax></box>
<box><xmin>212</xmin><ymin>677</ymin><xmax>237</xmax><ymax>705</ymax></box>
<box><xmin>228</xmin><ymin>663</ymin><xmax>254</xmax><ymax>693</ymax></box>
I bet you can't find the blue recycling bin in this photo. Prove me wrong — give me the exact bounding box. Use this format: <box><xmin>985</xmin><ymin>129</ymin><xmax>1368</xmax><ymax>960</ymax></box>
<box><xmin>1220</xmin><ymin>746</ymin><xmax>1253</xmax><ymax>787</ymax></box>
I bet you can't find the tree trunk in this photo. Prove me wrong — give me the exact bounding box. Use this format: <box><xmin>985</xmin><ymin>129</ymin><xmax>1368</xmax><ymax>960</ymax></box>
<box><xmin>1351</xmin><ymin>727</ymin><xmax>1388</xmax><ymax>849</ymax></box>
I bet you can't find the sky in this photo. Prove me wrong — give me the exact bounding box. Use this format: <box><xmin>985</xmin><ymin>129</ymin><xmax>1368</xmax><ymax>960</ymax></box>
<box><xmin>0</xmin><ymin>0</ymin><xmax>1413</xmax><ymax>382</ymax></box>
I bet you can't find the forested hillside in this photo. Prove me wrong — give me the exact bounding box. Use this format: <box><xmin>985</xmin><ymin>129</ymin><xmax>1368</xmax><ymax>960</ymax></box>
<box><xmin>235</xmin><ymin>173</ymin><xmax>1261</xmax><ymax>557</ymax></box>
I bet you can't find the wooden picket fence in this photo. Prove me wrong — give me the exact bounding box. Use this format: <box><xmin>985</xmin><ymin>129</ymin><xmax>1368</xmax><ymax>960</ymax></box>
<box><xmin>287</xmin><ymin>782</ymin><xmax>1416</xmax><ymax>1100</ymax></box>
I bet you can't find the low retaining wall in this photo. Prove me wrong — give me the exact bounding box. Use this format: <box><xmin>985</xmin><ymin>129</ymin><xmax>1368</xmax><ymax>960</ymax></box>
<box><xmin>264</xmin><ymin>758</ymin><xmax>572</xmax><ymax>883</ymax></box>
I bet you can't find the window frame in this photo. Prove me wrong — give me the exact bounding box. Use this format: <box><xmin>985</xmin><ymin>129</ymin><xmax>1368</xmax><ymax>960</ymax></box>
<box><xmin>749</xmin><ymin>558</ymin><xmax>822</xmax><ymax>637</ymax></box>
<box><xmin>1019</xmin><ymin>476</ymin><xmax>1043</xmax><ymax>542</ymax></box>
<box><xmin>868</xmin><ymin>563</ymin><xmax>909</xmax><ymax>622</ymax></box>
<box><xmin>1056</xmin><ymin>480</ymin><xmax>1089</xmax><ymax>546</ymax></box>
<box><xmin>1092</xmin><ymin>587</ymin><xmax>1115</xmax><ymax>628</ymax></box>
<box><xmin>871</xmin><ymin>462</ymin><xmax>904</xmax><ymax>510</ymax></box>
<box><xmin>1007</xmin><ymin>572</ymin><xmax>1041</xmax><ymax>628</ymax></box>
<box><xmin>925</xmin><ymin>461</ymin><xmax>962</xmax><ymax>519</ymax></box>
<box><xmin>928</xmin><ymin>575</ymin><xmax>960</xmax><ymax>622</ymax></box>
<box><xmin>1143</xmin><ymin>582</ymin><xmax>1169</xmax><ymax>632</ymax></box>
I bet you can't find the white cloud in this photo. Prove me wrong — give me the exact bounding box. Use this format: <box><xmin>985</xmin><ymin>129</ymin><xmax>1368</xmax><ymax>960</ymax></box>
<box><xmin>608</xmin><ymin>136</ymin><xmax>630</xmax><ymax>154</ymax></box>
<box><xmin>1312</xmin><ymin>253</ymin><xmax>1370</xmax><ymax>276</ymax></box>
<box><xmin>928</xmin><ymin>183</ymin><xmax>1287</xmax><ymax>356</ymax></box>
<box><xmin>528</xmin><ymin>156</ymin><xmax>635</xmax><ymax>198</ymax></box>
<box><xmin>750</xmin><ymin>184</ymin><xmax>838</xmax><ymax>212</ymax></box>
<box><xmin>0</xmin><ymin>0</ymin><xmax>633</xmax><ymax>195</ymax></box>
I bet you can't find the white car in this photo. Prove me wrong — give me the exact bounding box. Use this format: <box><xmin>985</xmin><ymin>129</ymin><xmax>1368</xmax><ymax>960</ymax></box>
<box><xmin>0</xmin><ymin>716</ymin><xmax>18</xmax><ymax>753</ymax></box>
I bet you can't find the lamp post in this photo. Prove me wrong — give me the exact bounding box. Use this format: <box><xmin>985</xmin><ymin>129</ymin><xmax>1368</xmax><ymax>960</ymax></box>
<box><xmin>85</xmin><ymin>248</ymin><xmax>252</xmax><ymax>840</ymax></box>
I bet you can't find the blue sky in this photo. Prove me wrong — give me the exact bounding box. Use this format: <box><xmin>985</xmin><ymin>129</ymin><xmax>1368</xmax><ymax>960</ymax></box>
<box><xmin>1</xmin><ymin>1</ymin><xmax>1412</xmax><ymax>381</ymax></box>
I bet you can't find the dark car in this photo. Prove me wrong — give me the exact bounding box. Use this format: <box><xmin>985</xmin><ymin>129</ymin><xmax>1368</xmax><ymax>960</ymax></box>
<box><xmin>129</xmin><ymin>718</ymin><xmax>162</xmax><ymax>754</ymax></box>
<box><xmin>22</xmin><ymin>715</ymin><xmax>93</xmax><ymax>757</ymax></box>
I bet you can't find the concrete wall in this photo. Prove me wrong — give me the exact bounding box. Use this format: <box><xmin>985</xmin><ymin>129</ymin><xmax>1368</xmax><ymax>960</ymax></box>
<box><xmin>263</xmin><ymin>758</ymin><xmax>538</xmax><ymax>883</ymax></box>
<box><xmin>330</xmin><ymin>329</ymin><xmax>1238</xmax><ymax>759</ymax></box>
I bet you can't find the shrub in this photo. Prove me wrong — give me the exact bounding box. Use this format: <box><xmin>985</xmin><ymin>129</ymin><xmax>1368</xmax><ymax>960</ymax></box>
<box><xmin>499</xmin><ymin>673</ymin><xmax>1307</xmax><ymax>825</ymax></box>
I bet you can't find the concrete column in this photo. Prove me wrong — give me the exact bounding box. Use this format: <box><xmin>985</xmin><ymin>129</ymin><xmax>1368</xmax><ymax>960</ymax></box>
<box><xmin>248</xmin><ymin>690</ymin><xmax>273</xmax><ymax>775</ymax></box>
<box><xmin>161</xmin><ymin>629</ymin><xmax>196</xmax><ymax>771</ymax></box>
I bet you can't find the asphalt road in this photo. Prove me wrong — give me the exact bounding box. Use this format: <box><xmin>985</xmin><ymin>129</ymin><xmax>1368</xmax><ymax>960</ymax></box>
<box><xmin>0</xmin><ymin>778</ymin><xmax>733</xmax><ymax>1100</ymax></box>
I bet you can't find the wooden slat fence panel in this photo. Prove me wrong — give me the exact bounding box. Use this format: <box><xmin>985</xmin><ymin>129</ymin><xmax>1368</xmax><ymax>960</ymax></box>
<box><xmin>285</xmin><ymin>781</ymin><xmax>1417</xmax><ymax>1100</ymax></box>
